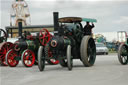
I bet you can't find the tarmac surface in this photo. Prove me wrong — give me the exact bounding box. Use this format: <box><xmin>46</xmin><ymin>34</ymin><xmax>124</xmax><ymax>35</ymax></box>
<box><xmin>0</xmin><ymin>53</ymin><xmax>128</xmax><ymax>85</ymax></box>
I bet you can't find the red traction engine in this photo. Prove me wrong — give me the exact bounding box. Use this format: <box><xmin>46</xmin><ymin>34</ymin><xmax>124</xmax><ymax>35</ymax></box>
<box><xmin>5</xmin><ymin>23</ymin><xmax>59</xmax><ymax>67</ymax></box>
<box><xmin>0</xmin><ymin>29</ymin><xmax>13</xmax><ymax>66</ymax></box>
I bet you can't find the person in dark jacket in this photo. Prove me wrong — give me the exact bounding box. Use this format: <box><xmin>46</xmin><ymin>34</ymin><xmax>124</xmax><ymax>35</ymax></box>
<box><xmin>83</xmin><ymin>22</ymin><xmax>95</xmax><ymax>35</ymax></box>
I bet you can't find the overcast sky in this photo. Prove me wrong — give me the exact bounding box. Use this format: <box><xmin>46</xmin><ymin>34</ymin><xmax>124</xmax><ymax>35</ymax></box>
<box><xmin>0</xmin><ymin>0</ymin><xmax>128</xmax><ymax>33</ymax></box>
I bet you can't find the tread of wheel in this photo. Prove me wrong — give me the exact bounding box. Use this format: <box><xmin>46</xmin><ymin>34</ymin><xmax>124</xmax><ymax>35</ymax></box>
<box><xmin>67</xmin><ymin>45</ymin><xmax>72</xmax><ymax>71</ymax></box>
<box><xmin>38</xmin><ymin>46</ymin><xmax>45</xmax><ymax>71</ymax></box>
<box><xmin>80</xmin><ymin>36</ymin><xmax>96</xmax><ymax>67</ymax></box>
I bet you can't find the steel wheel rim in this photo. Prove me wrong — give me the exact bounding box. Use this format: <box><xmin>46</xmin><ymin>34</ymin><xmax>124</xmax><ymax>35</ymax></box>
<box><xmin>7</xmin><ymin>50</ymin><xmax>19</xmax><ymax>67</ymax></box>
<box><xmin>38</xmin><ymin>46</ymin><xmax>45</xmax><ymax>71</ymax></box>
<box><xmin>67</xmin><ymin>45</ymin><xmax>72</xmax><ymax>70</ymax></box>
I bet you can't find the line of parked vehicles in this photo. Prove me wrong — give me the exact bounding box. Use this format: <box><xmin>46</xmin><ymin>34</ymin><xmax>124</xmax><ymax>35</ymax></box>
<box><xmin>0</xmin><ymin>12</ymin><xmax>97</xmax><ymax>71</ymax></box>
<box><xmin>0</xmin><ymin>12</ymin><xmax>128</xmax><ymax>72</ymax></box>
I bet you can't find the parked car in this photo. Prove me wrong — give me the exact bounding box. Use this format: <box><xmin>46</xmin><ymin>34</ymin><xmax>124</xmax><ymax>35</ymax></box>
<box><xmin>96</xmin><ymin>43</ymin><xmax>108</xmax><ymax>55</ymax></box>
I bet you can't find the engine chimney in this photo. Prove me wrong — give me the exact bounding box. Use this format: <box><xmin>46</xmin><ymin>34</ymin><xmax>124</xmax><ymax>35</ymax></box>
<box><xmin>18</xmin><ymin>21</ymin><xmax>23</xmax><ymax>37</ymax></box>
<box><xmin>53</xmin><ymin>12</ymin><xmax>59</xmax><ymax>35</ymax></box>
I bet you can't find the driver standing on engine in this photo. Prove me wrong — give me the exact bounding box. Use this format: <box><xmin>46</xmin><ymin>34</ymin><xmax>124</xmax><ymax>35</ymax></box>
<box><xmin>83</xmin><ymin>22</ymin><xmax>95</xmax><ymax>35</ymax></box>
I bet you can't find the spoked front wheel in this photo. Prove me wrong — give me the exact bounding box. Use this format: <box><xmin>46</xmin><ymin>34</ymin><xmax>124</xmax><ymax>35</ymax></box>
<box><xmin>21</xmin><ymin>49</ymin><xmax>35</xmax><ymax>67</ymax></box>
<box><xmin>5</xmin><ymin>49</ymin><xmax>19</xmax><ymax>67</ymax></box>
<box><xmin>118</xmin><ymin>43</ymin><xmax>128</xmax><ymax>65</ymax></box>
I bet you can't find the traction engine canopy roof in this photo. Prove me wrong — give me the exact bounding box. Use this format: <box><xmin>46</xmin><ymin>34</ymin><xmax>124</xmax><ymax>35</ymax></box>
<box><xmin>58</xmin><ymin>17</ymin><xmax>97</xmax><ymax>23</ymax></box>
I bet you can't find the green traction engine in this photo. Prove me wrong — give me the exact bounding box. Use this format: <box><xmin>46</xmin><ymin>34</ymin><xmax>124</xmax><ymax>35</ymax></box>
<box><xmin>118</xmin><ymin>37</ymin><xmax>128</xmax><ymax>65</ymax></box>
<box><xmin>38</xmin><ymin>12</ymin><xmax>97</xmax><ymax>71</ymax></box>
<box><xmin>5</xmin><ymin>23</ymin><xmax>59</xmax><ymax>67</ymax></box>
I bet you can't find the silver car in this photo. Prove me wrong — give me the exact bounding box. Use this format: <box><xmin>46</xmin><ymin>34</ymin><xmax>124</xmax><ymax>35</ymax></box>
<box><xmin>96</xmin><ymin>43</ymin><xmax>109</xmax><ymax>55</ymax></box>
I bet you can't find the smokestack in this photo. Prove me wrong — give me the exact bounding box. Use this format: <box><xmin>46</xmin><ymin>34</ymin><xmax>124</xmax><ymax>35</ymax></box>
<box><xmin>18</xmin><ymin>21</ymin><xmax>22</xmax><ymax>37</ymax></box>
<box><xmin>53</xmin><ymin>12</ymin><xmax>59</xmax><ymax>35</ymax></box>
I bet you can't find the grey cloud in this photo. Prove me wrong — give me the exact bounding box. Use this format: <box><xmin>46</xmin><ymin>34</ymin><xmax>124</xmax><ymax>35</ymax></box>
<box><xmin>1</xmin><ymin>0</ymin><xmax>128</xmax><ymax>33</ymax></box>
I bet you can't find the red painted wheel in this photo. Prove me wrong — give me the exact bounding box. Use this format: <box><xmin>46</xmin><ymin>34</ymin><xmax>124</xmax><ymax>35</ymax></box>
<box><xmin>5</xmin><ymin>49</ymin><xmax>19</xmax><ymax>67</ymax></box>
<box><xmin>21</xmin><ymin>49</ymin><xmax>35</xmax><ymax>67</ymax></box>
<box><xmin>39</xmin><ymin>28</ymin><xmax>51</xmax><ymax>46</ymax></box>
<box><xmin>45</xmin><ymin>44</ymin><xmax>59</xmax><ymax>65</ymax></box>
<box><xmin>0</xmin><ymin>42</ymin><xmax>13</xmax><ymax>66</ymax></box>
<box><xmin>47</xmin><ymin>59</ymin><xmax>59</xmax><ymax>65</ymax></box>
<box><xmin>47</xmin><ymin>48</ymin><xmax>59</xmax><ymax>65</ymax></box>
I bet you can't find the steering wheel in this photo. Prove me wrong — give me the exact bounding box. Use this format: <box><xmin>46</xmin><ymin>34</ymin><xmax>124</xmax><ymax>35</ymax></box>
<box><xmin>39</xmin><ymin>28</ymin><xmax>51</xmax><ymax>46</ymax></box>
<box><xmin>0</xmin><ymin>29</ymin><xmax>7</xmax><ymax>43</ymax></box>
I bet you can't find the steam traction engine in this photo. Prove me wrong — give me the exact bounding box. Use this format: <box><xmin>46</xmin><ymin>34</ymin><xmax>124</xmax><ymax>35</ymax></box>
<box><xmin>1</xmin><ymin>0</ymin><xmax>59</xmax><ymax>67</ymax></box>
<box><xmin>5</xmin><ymin>22</ymin><xmax>58</xmax><ymax>67</ymax></box>
<box><xmin>118</xmin><ymin>35</ymin><xmax>128</xmax><ymax>65</ymax></box>
<box><xmin>0</xmin><ymin>0</ymin><xmax>31</xmax><ymax>66</ymax></box>
<box><xmin>0</xmin><ymin>29</ymin><xmax>13</xmax><ymax>66</ymax></box>
<box><xmin>38</xmin><ymin>12</ymin><xmax>97</xmax><ymax>71</ymax></box>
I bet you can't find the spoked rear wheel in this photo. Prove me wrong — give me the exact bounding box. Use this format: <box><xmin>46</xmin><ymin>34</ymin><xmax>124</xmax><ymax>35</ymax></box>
<box><xmin>45</xmin><ymin>44</ymin><xmax>59</xmax><ymax>65</ymax></box>
<box><xmin>5</xmin><ymin>49</ymin><xmax>19</xmax><ymax>67</ymax></box>
<box><xmin>21</xmin><ymin>49</ymin><xmax>35</xmax><ymax>67</ymax></box>
<box><xmin>80</xmin><ymin>36</ymin><xmax>96</xmax><ymax>67</ymax></box>
<box><xmin>47</xmin><ymin>59</ymin><xmax>59</xmax><ymax>65</ymax></box>
<box><xmin>118</xmin><ymin>43</ymin><xmax>128</xmax><ymax>65</ymax></box>
<box><xmin>59</xmin><ymin>59</ymin><xmax>67</xmax><ymax>67</ymax></box>
<box><xmin>0</xmin><ymin>42</ymin><xmax>13</xmax><ymax>66</ymax></box>
<box><xmin>38</xmin><ymin>46</ymin><xmax>45</xmax><ymax>71</ymax></box>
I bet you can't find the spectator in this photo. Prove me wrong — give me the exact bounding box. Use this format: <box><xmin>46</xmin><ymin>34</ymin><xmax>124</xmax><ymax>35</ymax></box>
<box><xmin>83</xmin><ymin>22</ymin><xmax>95</xmax><ymax>35</ymax></box>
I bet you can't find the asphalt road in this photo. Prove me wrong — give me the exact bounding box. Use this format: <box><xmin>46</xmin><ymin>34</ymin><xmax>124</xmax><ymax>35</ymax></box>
<box><xmin>0</xmin><ymin>53</ymin><xmax>128</xmax><ymax>85</ymax></box>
